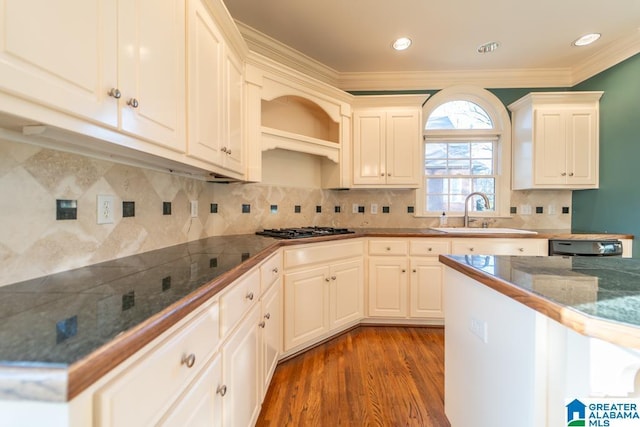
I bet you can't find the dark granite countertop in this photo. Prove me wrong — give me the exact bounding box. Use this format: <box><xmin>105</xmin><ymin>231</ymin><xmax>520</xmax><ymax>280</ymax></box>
<box><xmin>439</xmin><ymin>255</ymin><xmax>640</xmax><ymax>350</ymax></box>
<box><xmin>0</xmin><ymin>235</ymin><xmax>277</xmax><ymax>367</ymax></box>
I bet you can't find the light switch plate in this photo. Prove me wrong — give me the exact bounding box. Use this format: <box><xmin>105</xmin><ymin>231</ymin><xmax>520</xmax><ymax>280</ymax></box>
<box><xmin>97</xmin><ymin>195</ymin><xmax>114</xmax><ymax>224</ymax></box>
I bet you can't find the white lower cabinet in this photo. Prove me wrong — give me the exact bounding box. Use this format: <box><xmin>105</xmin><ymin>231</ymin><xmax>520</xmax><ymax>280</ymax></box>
<box><xmin>221</xmin><ymin>304</ymin><xmax>261</xmax><ymax>427</ymax></box>
<box><xmin>368</xmin><ymin>256</ymin><xmax>408</xmax><ymax>317</ymax></box>
<box><xmin>159</xmin><ymin>352</ymin><xmax>223</xmax><ymax>427</ymax></box>
<box><xmin>260</xmin><ymin>276</ymin><xmax>282</xmax><ymax>400</ymax></box>
<box><xmin>283</xmin><ymin>241</ymin><xmax>364</xmax><ymax>353</ymax></box>
<box><xmin>410</xmin><ymin>259</ymin><xmax>444</xmax><ymax>318</ymax></box>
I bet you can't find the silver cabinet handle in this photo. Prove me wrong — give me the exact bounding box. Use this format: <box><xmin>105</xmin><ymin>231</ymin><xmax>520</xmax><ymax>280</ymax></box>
<box><xmin>246</xmin><ymin>292</ymin><xmax>254</xmax><ymax>301</ymax></box>
<box><xmin>221</xmin><ymin>147</ymin><xmax>228</xmax><ymax>153</ymax></box>
<box><xmin>518</xmin><ymin>248</ymin><xmax>524</xmax><ymax>252</ymax></box>
<box><xmin>561</xmin><ymin>172</ymin><xmax>567</xmax><ymax>176</ymax></box>
<box><xmin>108</xmin><ymin>88</ymin><xmax>121</xmax><ymax>99</ymax></box>
<box><xmin>181</xmin><ymin>353</ymin><xmax>196</xmax><ymax>368</ymax></box>
<box><xmin>469</xmin><ymin>248</ymin><xmax>474</xmax><ymax>252</ymax></box>
<box><xmin>331</xmin><ymin>275</ymin><xmax>337</xmax><ymax>280</ymax></box>
<box><xmin>272</xmin><ymin>267</ymin><xmax>279</xmax><ymax>274</ymax></box>
<box><xmin>259</xmin><ymin>321</ymin><xmax>266</xmax><ymax>328</ymax></box>
<box><xmin>227</xmin><ymin>149</ymin><xmax>232</xmax><ymax>155</ymax></box>
<box><xmin>264</xmin><ymin>313</ymin><xmax>271</xmax><ymax>320</ymax></box>
<box><xmin>427</xmin><ymin>247</ymin><xmax>433</xmax><ymax>252</ymax></box>
<box><xmin>387</xmin><ymin>173</ymin><xmax>391</xmax><ymax>176</ymax></box>
<box><xmin>325</xmin><ymin>277</ymin><xmax>330</xmax><ymax>282</ymax></box>
<box><xmin>380</xmin><ymin>173</ymin><xmax>385</xmax><ymax>176</ymax></box>
<box><xmin>386</xmin><ymin>247</ymin><xmax>391</xmax><ymax>251</ymax></box>
<box><xmin>216</xmin><ymin>385</ymin><xmax>227</xmax><ymax>396</ymax></box>
<box><xmin>401</xmin><ymin>269</ymin><xmax>406</xmax><ymax>273</ymax></box>
<box><xmin>569</xmin><ymin>172</ymin><xmax>574</xmax><ymax>176</ymax></box>
<box><xmin>127</xmin><ymin>98</ymin><xmax>139</xmax><ymax>108</ymax></box>
<box><xmin>412</xmin><ymin>269</ymin><xmax>417</xmax><ymax>273</ymax></box>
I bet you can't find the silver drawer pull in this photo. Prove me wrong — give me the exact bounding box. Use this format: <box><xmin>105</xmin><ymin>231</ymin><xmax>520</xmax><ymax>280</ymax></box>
<box><xmin>272</xmin><ymin>267</ymin><xmax>279</xmax><ymax>274</ymax></box>
<box><xmin>246</xmin><ymin>292</ymin><xmax>254</xmax><ymax>301</ymax></box>
<box><xmin>108</xmin><ymin>88</ymin><xmax>121</xmax><ymax>99</ymax></box>
<box><xmin>386</xmin><ymin>247</ymin><xmax>391</xmax><ymax>251</ymax></box>
<box><xmin>216</xmin><ymin>385</ymin><xmax>227</xmax><ymax>396</ymax></box>
<box><xmin>127</xmin><ymin>98</ymin><xmax>139</xmax><ymax>108</ymax></box>
<box><xmin>331</xmin><ymin>275</ymin><xmax>337</xmax><ymax>280</ymax></box>
<box><xmin>401</xmin><ymin>269</ymin><xmax>406</xmax><ymax>273</ymax></box>
<box><xmin>428</xmin><ymin>247</ymin><xmax>433</xmax><ymax>252</ymax></box>
<box><xmin>469</xmin><ymin>248</ymin><xmax>474</xmax><ymax>252</ymax></box>
<box><xmin>518</xmin><ymin>248</ymin><xmax>524</xmax><ymax>252</ymax></box>
<box><xmin>181</xmin><ymin>353</ymin><xmax>196</xmax><ymax>368</ymax></box>
<box><xmin>259</xmin><ymin>321</ymin><xmax>266</xmax><ymax>328</ymax></box>
<box><xmin>264</xmin><ymin>313</ymin><xmax>271</xmax><ymax>320</ymax></box>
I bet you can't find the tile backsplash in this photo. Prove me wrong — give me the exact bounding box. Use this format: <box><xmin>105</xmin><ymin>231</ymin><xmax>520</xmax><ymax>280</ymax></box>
<box><xmin>0</xmin><ymin>138</ymin><xmax>571</xmax><ymax>286</ymax></box>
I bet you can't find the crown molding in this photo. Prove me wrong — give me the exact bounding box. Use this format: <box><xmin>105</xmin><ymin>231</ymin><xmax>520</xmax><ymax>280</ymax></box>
<box><xmin>235</xmin><ymin>21</ymin><xmax>340</xmax><ymax>87</ymax></box>
<box><xmin>570</xmin><ymin>30</ymin><xmax>640</xmax><ymax>86</ymax></box>
<box><xmin>236</xmin><ymin>20</ymin><xmax>639</xmax><ymax>91</ymax></box>
<box><xmin>337</xmin><ymin>68</ymin><xmax>574</xmax><ymax>91</ymax></box>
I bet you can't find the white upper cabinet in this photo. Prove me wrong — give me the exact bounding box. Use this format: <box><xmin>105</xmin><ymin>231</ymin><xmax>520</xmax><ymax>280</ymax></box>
<box><xmin>0</xmin><ymin>0</ymin><xmax>187</xmax><ymax>153</ymax></box>
<box><xmin>352</xmin><ymin>96</ymin><xmax>425</xmax><ymax>188</ymax></box>
<box><xmin>0</xmin><ymin>0</ymin><xmax>118</xmax><ymax>126</ymax></box>
<box><xmin>118</xmin><ymin>0</ymin><xmax>186</xmax><ymax>151</ymax></box>
<box><xmin>186</xmin><ymin>0</ymin><xmax>245</xmax><ymax>177</ymax></box>
<box><xmin>509</xmin><ymin>92</ymin><xmax>603</xmax><ymax>189</ymax></box>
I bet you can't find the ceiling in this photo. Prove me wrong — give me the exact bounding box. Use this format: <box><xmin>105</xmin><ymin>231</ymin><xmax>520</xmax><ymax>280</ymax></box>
<box><xmin>222</xmin><ymin>0</ymin><xmax>640</xmax><ymax>89</ymax></box>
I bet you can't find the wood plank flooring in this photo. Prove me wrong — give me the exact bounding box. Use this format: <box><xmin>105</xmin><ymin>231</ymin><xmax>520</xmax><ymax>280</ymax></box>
<box><xmin>257</xmin><ymin>326</ymin><xmax>450</xmax><ymax>426</ymax></box>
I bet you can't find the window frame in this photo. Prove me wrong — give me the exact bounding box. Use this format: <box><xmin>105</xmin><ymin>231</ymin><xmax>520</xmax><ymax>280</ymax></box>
<box><xmin>416</xmin><ymin>86</ymin><xmax>511</xmax><ymax>218</ymax></box>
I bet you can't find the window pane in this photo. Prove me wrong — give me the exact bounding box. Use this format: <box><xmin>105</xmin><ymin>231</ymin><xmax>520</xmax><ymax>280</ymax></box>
<box><xmin>426</xmin><ymin>178</ymin><xmax>448</xmax><ymax>193</ymax></box>
<box><xmin>425</xmin><ymin>143</ymin><xmax>447</xmax><ymax>158</ymax></box>
<box><xmin>448</xmin><ymin>160</ymin><xmax>470</xmax><ymax>175</ymax></box>
<box><xmin>449</xmin><ymin>178</ymin><xmax>471</xmax><ymax>194</ymax></box>
<box><xmin>426</xmin><ymin>101</ymin><xmax>493</xmax><ymax>130</ymax></box>
<box><xmin>448</xmin><ymin>143</ymin><xmax>470</xmax><ymax>159</ymax></box>
<box><xmin>471</xmin><ymin>159</ymin><xmax>493</xmax><ymax>175</ymax></box>
<box><xmin>449</xmin><ymin>194</ymin><xmax>466</xmax><ymax>212</ymax></box>
<box><xmin>471</xmin><ymin>142</ymin><xmax>493</xmax><ymax>158</ymax></box>
<box><xmin>425</xmin><ymin>159</ymin><xmax>447</xmax><ymax>175</ymax></box>
<box><xmin>426</xmin><ymin>195</ymin><xmax>447</xmax><ymax>212</ymax></box>
<box><xmin>473</xmin><ymin>178</ymin><xmax>495</xmax><ymax>194</ymax></box>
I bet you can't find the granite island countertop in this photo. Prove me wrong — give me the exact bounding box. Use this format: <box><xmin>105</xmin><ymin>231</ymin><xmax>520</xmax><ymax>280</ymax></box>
<box><xmin>0</xmin><ymin>229</ymin><xmax>633</xmax><ymax>402</ymax></box>
<box><xmin>439</xmin><ymin>255</ymin><xmax>640</xmax><ymax>350</ymax></box>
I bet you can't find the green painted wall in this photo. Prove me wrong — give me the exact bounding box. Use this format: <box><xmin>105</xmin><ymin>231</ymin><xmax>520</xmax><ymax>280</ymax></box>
<box><xmin>572</xmin><ymin>53</ymin><xmax>640</xmax><ymax>256</ymax></box>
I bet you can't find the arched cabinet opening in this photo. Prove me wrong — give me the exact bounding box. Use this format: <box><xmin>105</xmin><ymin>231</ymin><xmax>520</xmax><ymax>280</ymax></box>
<box><xmin>261</xmin><ymin>96</ymin><xmax>339</xmax><ymax>144</ymax></box>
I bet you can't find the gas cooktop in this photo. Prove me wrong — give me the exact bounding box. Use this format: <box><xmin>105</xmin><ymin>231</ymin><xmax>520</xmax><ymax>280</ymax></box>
<box><xmin>256</xmin><ymin>227</ymin><xmax>355</xmax><ymax>239</ymax></box>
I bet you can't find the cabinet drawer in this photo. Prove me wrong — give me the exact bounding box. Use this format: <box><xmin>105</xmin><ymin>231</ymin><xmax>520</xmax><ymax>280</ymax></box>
<box><xmin>410</xmin><ymin>240</ymin><xmax>450</xmax><ymax>256</ymax></box>
<box><xmin>451</xmin><ymin>238</ymin><xmax>547</xmax><ymax>256</ymax></box>
<box><xmin>96</xmin><ymin>300</ymin><xmax>220</xmax><ymax>427</ymax></box>
<box><xmin>284</xmin><ymin>240</ymin><xmax>363</xmax><ymax>269</ymax></box>
<box><xmin>260</xmin><ymin>251</ymin><xmax>282</xmax><ymax>293</ymax></box>
<box><xmin>368</xmin><ymin>239</ymin><xmax>408</xmax><ymax>256</ymax></box>
<box><xmin>220</xmin><ymin>268</ymin><xmax>260</xmax><ymax>337</ymax></box>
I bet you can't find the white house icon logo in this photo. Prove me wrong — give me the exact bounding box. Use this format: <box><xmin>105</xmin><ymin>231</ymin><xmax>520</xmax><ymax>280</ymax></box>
<box><xmin>567</xmin><ymin>399</ymin><xmax>587</xmax><ymax>426</ymax></box>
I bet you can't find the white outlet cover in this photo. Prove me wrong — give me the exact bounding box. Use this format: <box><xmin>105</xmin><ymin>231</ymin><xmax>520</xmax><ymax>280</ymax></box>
<box><xmin>371</xmin><ymin>203</ymin><xmax>378</xmax><ymax>214</ymax></box>
<box><xmin>97</xmin><ymin>195</ymin><xmax>115</xmax><ymax>224</ymax></box>
<box><xmin>190</xmin><ymin>200</ymin><xmax>198</xmax><ymax>218</ymax></box>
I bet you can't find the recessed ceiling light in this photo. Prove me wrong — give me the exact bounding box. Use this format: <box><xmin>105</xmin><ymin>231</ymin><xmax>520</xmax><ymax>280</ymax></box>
<box><xmin>572</xmin><ymin>33</ymin><xmax>601</xmax><ymax>46</ymax></box>
<box><xmin>392</xmin><ymin>37</ymin><xmax>412</xmax><ymax>51</ymax></box>
<box><xmin>477</xmin><ymin>41</ymin><xmax>500</xmax><ymax>54</ymax></box>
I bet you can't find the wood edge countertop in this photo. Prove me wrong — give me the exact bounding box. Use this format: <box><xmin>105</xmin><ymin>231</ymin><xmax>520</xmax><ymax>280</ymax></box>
<box><xmin>438</xmin><ymin>254</ymin><xmax>640</xmax><ymax>352</ymax></box>
<box><xmin>23</xmin><ymin>230</ymin><xmax>635</xmax><ymax>401</ymax></box>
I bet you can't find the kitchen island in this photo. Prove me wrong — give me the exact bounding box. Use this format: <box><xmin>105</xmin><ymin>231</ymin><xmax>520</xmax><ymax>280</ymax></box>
<box><xmin>440</xmin><ymin>255</ymin><xmax>640</xmax><ymax>427</ymax></box>
<box><xmin>0</xmin><ymin>230</ymin><xmax>633</xmax><ymax>426</ymax></box>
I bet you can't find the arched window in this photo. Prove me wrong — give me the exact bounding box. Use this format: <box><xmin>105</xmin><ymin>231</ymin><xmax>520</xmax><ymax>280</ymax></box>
<box><xmin>417</xmin><ymin>86</ymin><xmax>511</xmax><ymax>218</ymax></box>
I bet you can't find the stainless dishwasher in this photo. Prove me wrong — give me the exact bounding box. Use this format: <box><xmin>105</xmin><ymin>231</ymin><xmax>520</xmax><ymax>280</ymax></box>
<box><xmin>548</xmin><ymin>239</ymin><xmax>623</xmax><ymax>256</ymax></box>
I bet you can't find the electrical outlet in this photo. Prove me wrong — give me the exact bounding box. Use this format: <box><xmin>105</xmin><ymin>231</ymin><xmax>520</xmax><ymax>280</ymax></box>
<box><xmin>97</xmin><ymin>195</ymin><xmax>114</xmax><ymax>224</ymax></box>
<box><xmin>190</xmin><ymin>200</ymin><xmax>198</xmax><ymax>218</ymax></box>
<box><xmin>371</xmin><ymin>203</ymin><xmax>378</xmax><ymax>214</ymax></box>
<box><xmin>548</xmin><ymin>204</ymin><xmax>557</xmax><ymax>215</ymax></box>
<box><xmin>519</xmin><ymin>204</ymin><xmax>532</xmax><ymax>215</ymax></box>
<box><xmin>352</xmin><ymin>203</ymin><xmax>359</xmax><ymax>214</ymax></box>
<box><xmin>469</xmin><ymin>317</ymin><xmax>488</xmax><ymax>343</ymax></box>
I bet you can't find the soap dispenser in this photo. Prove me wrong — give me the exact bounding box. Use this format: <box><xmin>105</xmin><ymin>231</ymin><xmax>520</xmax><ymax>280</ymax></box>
<box><xmin>439</xmin><ymin>212</ymin><xmax>447</xmax><ymax>226</ymax></box>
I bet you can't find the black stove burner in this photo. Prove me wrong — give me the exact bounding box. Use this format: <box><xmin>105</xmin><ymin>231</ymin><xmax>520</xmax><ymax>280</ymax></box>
<box><xmin>256</xmin><ymin>227</ymin><xmax>355</xmax><ymax>239</ymax></box>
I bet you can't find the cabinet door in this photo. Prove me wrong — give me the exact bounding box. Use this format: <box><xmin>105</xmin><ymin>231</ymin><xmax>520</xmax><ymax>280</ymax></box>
<box><xmin>0</xmin><ymin>0</ymin><xmax>117</xmax><ymax>126</ymax></box>
<box><xmin>329</xmin><ymin>258</ymin><xmax>364</xmax><ymax>330</ymax></box>
<box><xmin>566</xmin><ymin>108</ymin><xmax>598</xmax><ymax>185</ymax></box>
<box><xmin>353</xmin><ymin>111</ymin><xmax>386</xmax><ymax>185</ymax></box>
<box><xmin>221</xmin><ymin>47</ymin><xmax>244</xmax><ymax>174</ymax></box>
<box><xmin>410</xmin><ymin>258</ymin><xmax>444</xmax><ymax>319</ymax></box>
<box><xmin>534</xmin><ymin>109</ymin><xmax>567</xmax><ymax>185</ymax></box>
<box><xmin>260</xmin><ymin>276</ymin><xmax>282</xmax><ymax>400</ymax></box>
<box><xmin>222</xmin><ymin>304</ymin><xmax>261</xmax><ymax>427</ymax></box>
<box><xmin>186</xmin><ymin>0</ymin><xmax>223</xmax><ymax>165</ymax></box>
<box><xmin>385</xmin><ymin>110</ymin><xmax>420</xmax><ymax>186</ymax></box>
<box><xmin>160</xmin><ymin>353</ymin><xmax>223</xmax><ymax>427</ymax></box>
<box><xmin>368</xmin><ymin>257</ymin><xmax>408</xmax><ymax>317</ymax></box>
<box><xmin>118</xmin><ymin>0</ymin><xmax>186</xmax><ymax>151</ymax></box>
<box><xmin>284</xmin><ymin>266</ymin><xmax>329</xmax><ymax>350</ymax></box>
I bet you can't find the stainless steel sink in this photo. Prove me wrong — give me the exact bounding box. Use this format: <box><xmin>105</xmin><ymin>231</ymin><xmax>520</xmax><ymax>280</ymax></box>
<box><xmin>429</xmin><ymin>227</ymin><xmax>538</xmax><ymax>234</ymax></box>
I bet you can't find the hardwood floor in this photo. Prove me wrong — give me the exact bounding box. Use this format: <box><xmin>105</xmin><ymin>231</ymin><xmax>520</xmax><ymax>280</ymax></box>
<box><xmin>257</xmin><ymin>326</ymin><xmax>450</xmax><ymax>426</ymax></box>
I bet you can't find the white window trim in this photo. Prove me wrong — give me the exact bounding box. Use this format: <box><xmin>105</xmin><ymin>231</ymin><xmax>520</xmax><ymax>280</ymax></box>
<box><xmin>416</xmin><ymin>85</ymin><xmax>511</xmax><ymax>218</ymax></box>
